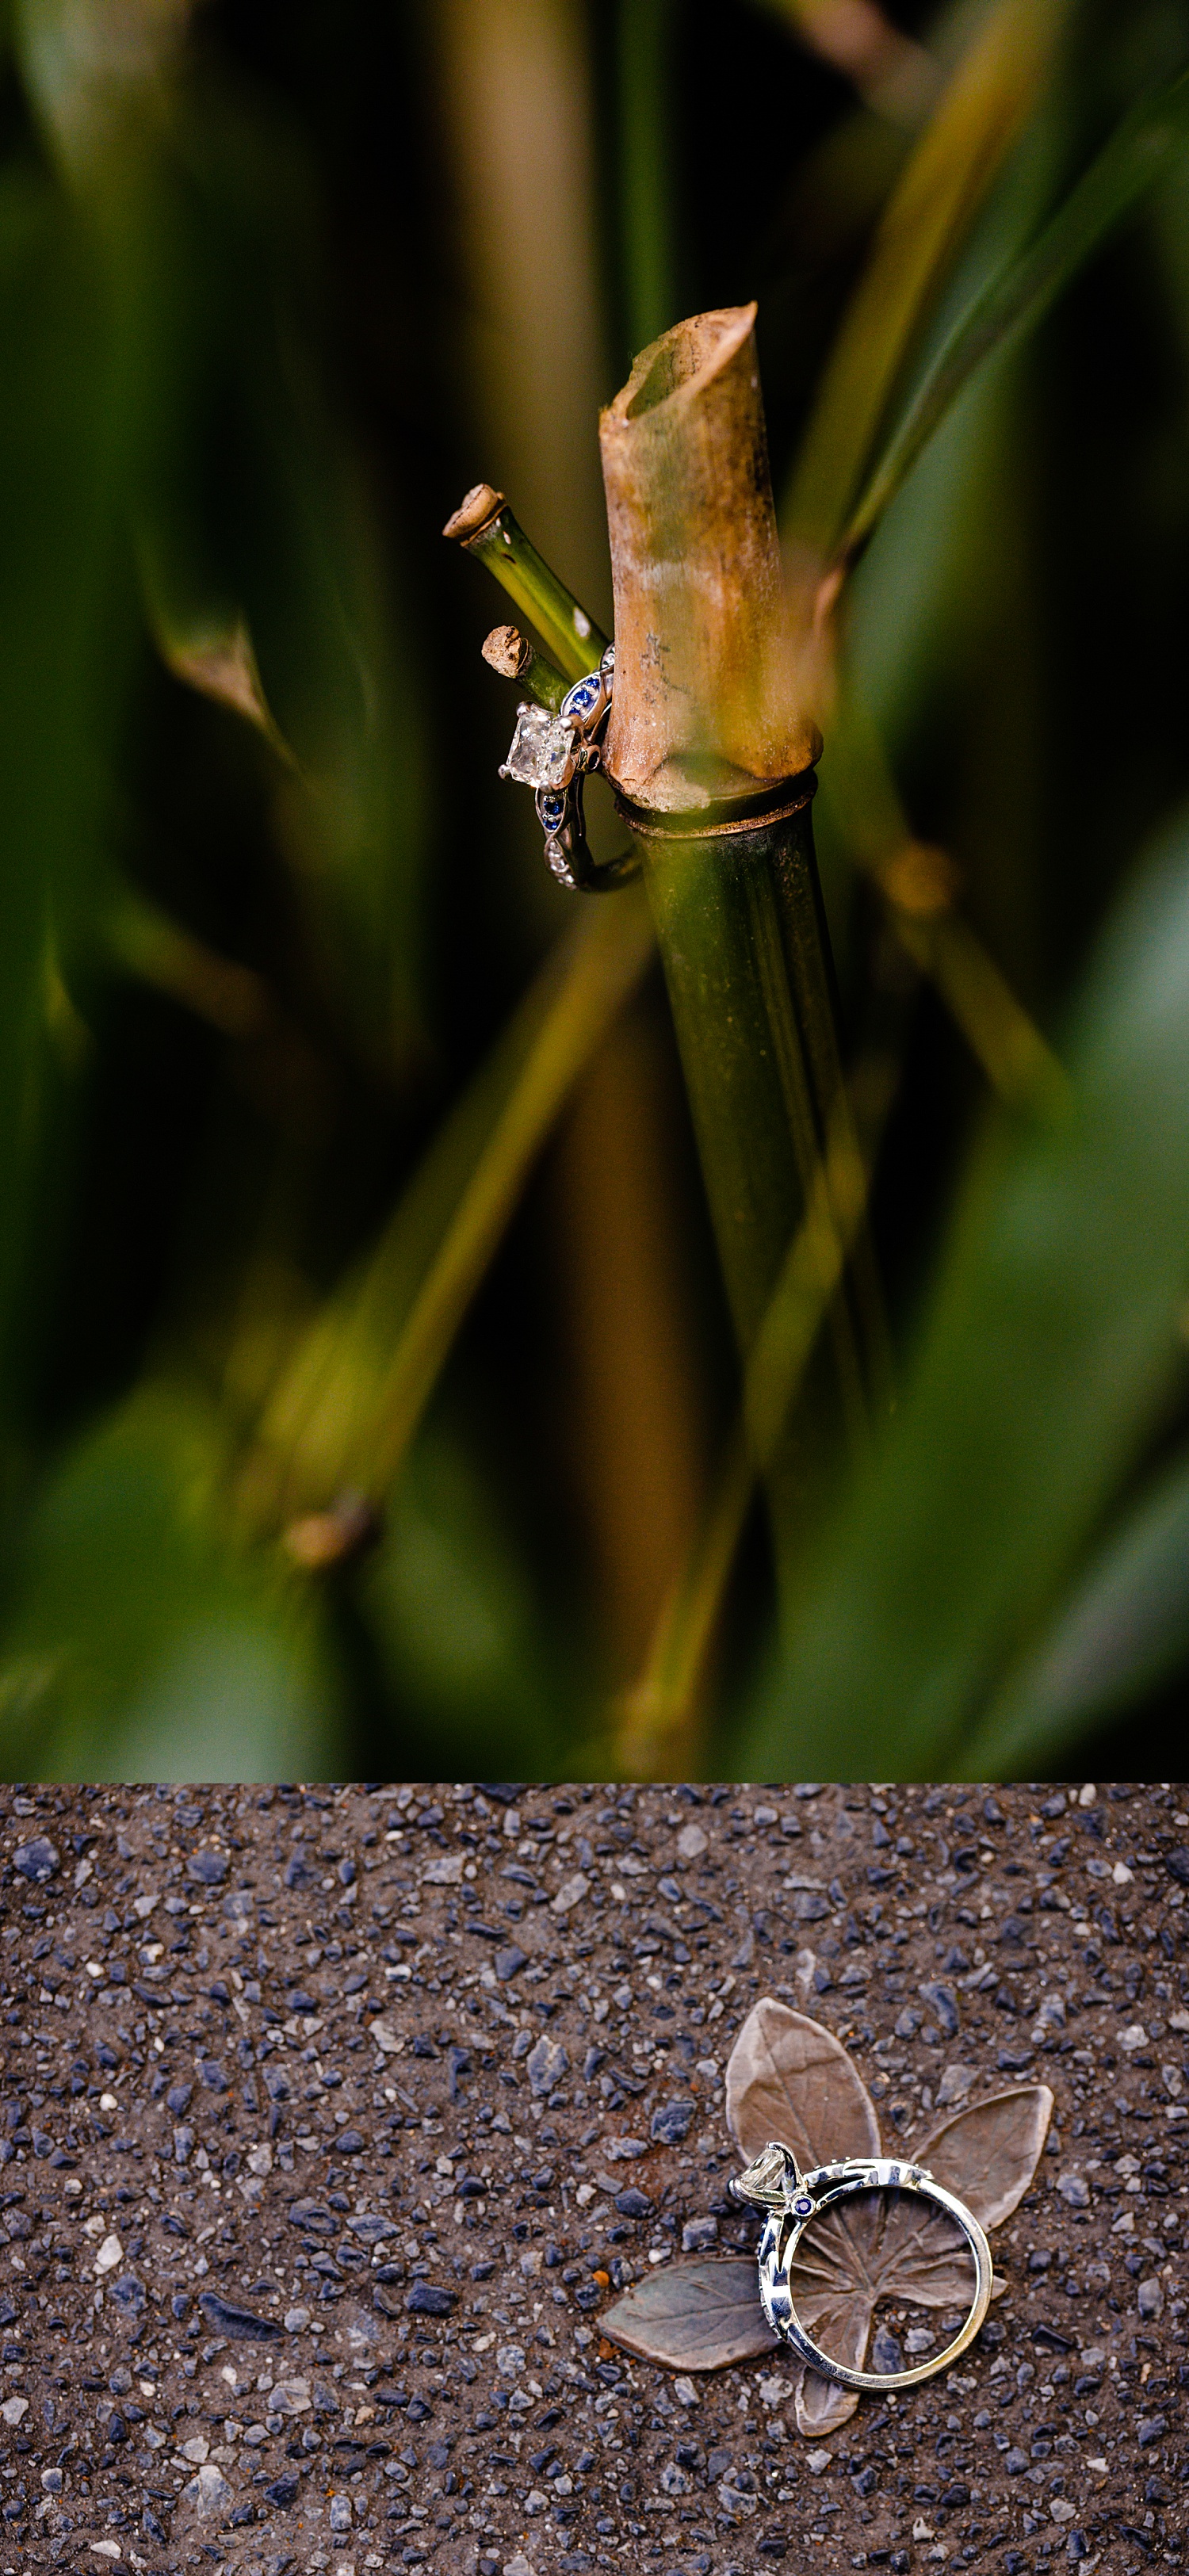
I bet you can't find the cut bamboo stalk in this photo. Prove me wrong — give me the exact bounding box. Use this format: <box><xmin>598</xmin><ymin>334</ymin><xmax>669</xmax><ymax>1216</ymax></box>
<box><xmin>602</xmin><ymin>304</ymin><xmax>820</xmax><ymax>808</ymax></box>
<box><xmin>599</xmin><ymin>307</ymin><xmax>889</xmax><ymax>1533</ymax></box>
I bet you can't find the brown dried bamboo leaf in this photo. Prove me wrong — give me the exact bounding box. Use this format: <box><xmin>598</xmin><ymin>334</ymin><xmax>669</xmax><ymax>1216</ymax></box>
<box><xmin>912</xmin><ymin>2085</ymin><xmax>1054</xmax><ymax>2227</ymax></box>
<box><xmin>155</xmin><ymin>614</ymin><xmax>292</xmax><ymax>760</ymax></box>
<box><xmin>726</xmin><ymin>2001</ymin><xmax>881</xmax><ymax>2165</ymax></box>
<box><xmin>795</xmin><ymin>2364</ymin><xmax>859</xmax><ymax>2436</ymax></box>
<box><xmin>599</xmin><ymin>2257</ymin><xmax>778</xmax><ymax>2372</ymax></box>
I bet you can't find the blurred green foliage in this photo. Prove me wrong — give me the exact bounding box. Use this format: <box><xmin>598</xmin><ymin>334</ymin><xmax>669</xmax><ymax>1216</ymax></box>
<box><xmin>1</xmin><ymin>0</ymin><xmax>1189</xmax><ymax>1781</ymax></box>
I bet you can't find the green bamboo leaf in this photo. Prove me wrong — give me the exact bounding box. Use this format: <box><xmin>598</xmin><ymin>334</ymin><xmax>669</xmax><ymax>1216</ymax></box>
<box><xmin>744</xmin><ymin>802</ymin><xmax>1189</xmax><ymax>1778</ymax></box>
<box><xmin>0</xmin><ymin>1387</ymin><xmax>338</xmax><ymax>1781</ymax></box>
<box><xmin>784</xmin><ymin>0</ymin><xmax>1066</xmax><ymax>559</ymax></box>
<box><xmin>357</xmin><ymin>1424</ymin><xmax>583</xmax><ymax>1777</ymax></box>
<box><xmin>843</xmin><ymin>67</ymin><xmax>1189</xmax><ymax>561</ymax></box>
<box><xmin>616</xmin><ymin>0</ymin><xmax>680</xmax><ymax>355</ymax></box>
<box><xmin>0</xmin><ymin>162</ymin><xmax>137</xmax><ymax>1439</ymax></box>
<box><xmin>242</xmin><ymin>890</ymin><xmax>655</xmax><ymax>1531</ymax></box>
<box><xmin>962</xmin><ymin>1446</ymin><xmax>1189</xmax><ymax>1775</ymax></box>
<box><xmin>21</xmin><ymin>3</ymin><xmax>430</xmax><ymax>1064</ymax></box>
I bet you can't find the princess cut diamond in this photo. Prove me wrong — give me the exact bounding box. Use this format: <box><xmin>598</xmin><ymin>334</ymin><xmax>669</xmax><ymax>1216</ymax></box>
<box><xmin>500</xmin><ymin>702</ymin><xmax>577</xmax><ymax>789</ymax></box>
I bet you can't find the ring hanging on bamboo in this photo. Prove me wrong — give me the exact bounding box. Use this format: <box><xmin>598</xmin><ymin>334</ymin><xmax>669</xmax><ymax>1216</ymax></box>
<box><xmin>498</xmin><ymin>645</ymin><xmax>638</xmax><ymax>892</ymax></box>
<box><xmin>731</xmin><ymin>2139</ymin><xmax>992</xmax><ymax>2391</ymax></box>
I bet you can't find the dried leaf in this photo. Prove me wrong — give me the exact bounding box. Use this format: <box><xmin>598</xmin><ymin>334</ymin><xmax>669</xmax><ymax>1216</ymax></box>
<box><xmin>155</xmin><ymin>615</ymin><xmax>291</xmax><ymax>757</ymax></box>
<box><xmin>784</xmin><ymin>2188</ymin><xmax>971</xmax><ymax>2428</ymax></box>
<box><xmin>617</xmin><ymin>2012</ymin><xmax>1045</xmax><ymax>2401</ymax></box>
<box><xmin>791</xmin><ymin>2194</ymin><xmax>970</xmax><ymax>2320</ymax></box>
<box><xmin>725</xmin><ymin>2001</ymin><xmax>881</xmax><ymax>2165</ymax></box>
<box><xmin>794</xmin><ymin>2359</ymin><xmax>859</xmax><ymax>2436</ymax></box>
<box><xmin>599</xmin><ymin>2257</ymin><xmax>778</xmax><ymax>2372</ymax></box>
<box><xmin>913</xmin><ymin>2085</ymin><xmax>1053</xmax><ymax>2227</ymax></box>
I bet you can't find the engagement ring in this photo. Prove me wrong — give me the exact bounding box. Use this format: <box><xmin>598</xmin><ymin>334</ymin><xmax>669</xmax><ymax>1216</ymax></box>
<box><xmin>499</xmin><ymin>647</ymin><xmax>637</xmax><ymax>891</ymax></box>
<box><xmin>731</xmin><ymin>2138</ymin><xmax>992</xmax><ymax>2393</ymax></box>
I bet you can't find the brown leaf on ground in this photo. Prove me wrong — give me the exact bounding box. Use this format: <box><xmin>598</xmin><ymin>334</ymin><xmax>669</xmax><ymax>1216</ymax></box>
<box><xmin>599</xmin><ymin>2257</ymin><xmax>778</xmax><ymax>2371</ymax></box>
<box><xmin>913</xmin><ymin>2084</ymin><xmax>1054</xmax><ymax>2226</ymax></box>
<box><xmin>612</xmin><ymin>2006</ymin><xmax>1047</xmax><ymax>2397</ymax></box>
<box><xmin>786</xmin><ymin>2187</ymin><xmax>971</xmax><ymax>2429</ymax></box>
<box><xmin>793</xmin><ymin>2359</ymin><xmax>859</xmax><ymax>2436</ymax></box>
<box><xmin>725</xmin><ymin>1999</ymin><xmax>881</xmax><ymax>2165</ymax></box>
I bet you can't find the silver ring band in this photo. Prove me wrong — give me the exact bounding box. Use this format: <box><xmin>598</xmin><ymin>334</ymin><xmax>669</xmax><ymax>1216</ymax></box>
<box><xmin>732</xmin><ymin>2141</ymin><xmax>992</xmax><ymax>2393</ymax></box>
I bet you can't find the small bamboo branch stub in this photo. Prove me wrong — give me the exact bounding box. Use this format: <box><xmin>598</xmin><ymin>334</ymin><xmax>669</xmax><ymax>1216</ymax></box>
<box><xmin>480</xmin><ymin>623</ymin><xmax>568</xmax><ymax>714</ymax></box>
<box><xmin>444</xmin><ymin>484</ymin><xmax>610</xmax><ymax>683</ymax></box>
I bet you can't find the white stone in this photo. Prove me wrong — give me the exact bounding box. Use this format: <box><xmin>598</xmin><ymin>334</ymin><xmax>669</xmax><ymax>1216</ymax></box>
<box><xmin>676</xmin><ymin>1824</ymin><xmax>707</xmax><ymax>1860</ymax></box>
<box><xmin>422</xmin><ymin>1854</ymin><xmax>464</xmax><ymax>1884</ymax></box>
<box><xmin>937</xmin><ymin>2065</ymin><xmax>975</xmax><ymax>2105</ymax></box>
<box><xmin>552</xmin><ymin>1871</ymin><xmax>589</xmax><ymax>1915</ymax></box>
<box><xmin>505</xmin><ymin>2556</ymin><xmax>538</xmax><ymax>2576</ymax></box>
<box><xmin>369</xmin><ymin>2017</ymin><xmax>403</xmax><ymax>2054</ymax></box>
<box><xmin>673</xmin><ymin>2375</ymin><xmax>698</xmax><ymax>2408</ymax></box>
<box><xmin>183</xmin><ymin>2462</ymin><xmax>233</xmax><ymax>2518</ymax></box>
<box><xmin>270</xmin><ymin>2377</ymin><xmax>312</xmax><ymax>2414</ymax></box>
<box><xmin>501</xmin><ymin>703</ymin><xmax>576</xmax><ymax>789</ymax></box>
<box><xmin>94</xmin><ymin>2233</ymin><xmax>122</xmax><ymax>2274</ymax></box>
<box><xmin>0</xmin><ymin>2397</ymin><xmax>28</xmax><ymax>2425</ymax></box>
<box><xmin>1119</xmin><ymin>2024</ymin><xmax>1146</xmax><ymax>2051</ymax></box>
<box><xmin>807</xmin><ymin>2448</ymin><xmax>832</xmax><ymax>2474</ymax></box>
<box><xmin>1050</xmin><ymin>2499</ymin><xmax>1076</xmax><ymax>2523</ymax></box>
<box><xmin>181</xmin><ymin>2436</ymin><xmax>209</xmax><ymax>2463</ymax></box>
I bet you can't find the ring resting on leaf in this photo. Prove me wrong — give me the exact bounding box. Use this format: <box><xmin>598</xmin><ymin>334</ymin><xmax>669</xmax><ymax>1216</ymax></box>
<box><xmin>732</xmin><ymin>2139</ymin><xmax>993</xmax><ymax>2392</ymax></box>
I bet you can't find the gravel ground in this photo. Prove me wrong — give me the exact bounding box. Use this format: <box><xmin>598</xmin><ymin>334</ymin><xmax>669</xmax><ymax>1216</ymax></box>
<box><xmin>0</xmin><ymin>1779</ymin><xmax>1186</xmax><ymax>2576</ymax></box>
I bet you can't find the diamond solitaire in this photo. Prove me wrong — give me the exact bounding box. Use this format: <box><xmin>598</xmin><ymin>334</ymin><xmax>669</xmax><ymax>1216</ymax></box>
<box><xmin>499</xmin><ymin>702</ymin><xmax>579</xmax><ymax>791</ymax></box>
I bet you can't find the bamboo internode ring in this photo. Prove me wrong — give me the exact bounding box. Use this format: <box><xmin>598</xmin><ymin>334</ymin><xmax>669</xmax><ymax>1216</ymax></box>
<box><xmin>613</xmin><ymin>771</ymin><xmax>818</xmax><ymax>841</ymax></box>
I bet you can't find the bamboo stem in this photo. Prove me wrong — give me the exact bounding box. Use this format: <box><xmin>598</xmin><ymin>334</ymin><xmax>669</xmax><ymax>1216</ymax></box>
<box><xmin>480</xmin><ymin>623</ymin><xmax>568</xmax><ymax>713</ymax></box>
<box><xmin>599</xmin><ymin>309</ymin><xmax>890</xmax><ymax>1552</ymax></box>
<box><xmin>444</xmin><ymin>483</ymin><xmax>610</xmax><ymax>682</ymax></box>
<box><xmin>614</xmin><ymin>1057</ymin><xmax>893</xmax><ymax>1776</ymax></box>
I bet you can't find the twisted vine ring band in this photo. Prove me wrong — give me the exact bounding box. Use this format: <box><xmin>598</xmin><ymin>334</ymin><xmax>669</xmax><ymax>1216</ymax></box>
<box><xmin>730</xmin><ymin>2140</ymin><xmax>993</xmax><ymax>2393</ymax></box>
<box><xmin>499</xmin><ymin>646</ymin><xmax>638</xmax><ymax>892</ymax></box>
